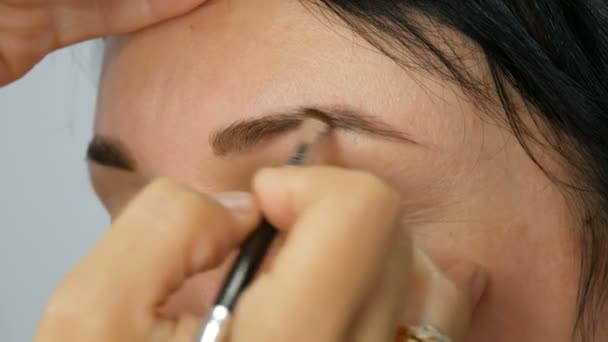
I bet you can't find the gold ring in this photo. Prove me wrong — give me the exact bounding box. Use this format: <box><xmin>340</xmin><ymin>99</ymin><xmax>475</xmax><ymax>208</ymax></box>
<box><xmin>395</xmin><ymin>325</ymin><xmax>452</xmax><ymax>342</ymax></box>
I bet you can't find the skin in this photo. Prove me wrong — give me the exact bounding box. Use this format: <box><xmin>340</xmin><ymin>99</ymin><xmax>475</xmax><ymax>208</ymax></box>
<box><xmin>0</xmin><ymin>0</ymin><xmax>210</xmax><ymax>85</ymax></box>
<box><xmin>36</xmin><ymin>168</ymin><xmax>478</xmax><ymax>341</ymax></box>
<box><xmin>2</xmin><ymin>0</ymin><xmax>589</xmax><ymax>340</ymax></box>
<box><xmin>90</xmin><ymin>0</ymin><xmax>583</xmax><ymax>341</ymax></box>
<box><xmin>4</xmin><ymin>0</ymin><xmax>484</xmax><ymax>340</ymax></box>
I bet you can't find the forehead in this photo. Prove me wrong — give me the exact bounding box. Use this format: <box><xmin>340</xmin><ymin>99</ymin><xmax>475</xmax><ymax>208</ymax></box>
<box><xmin>95</xmin><ymin>0</ymin><xmax>484</xmax><ymax>185</ymax></box>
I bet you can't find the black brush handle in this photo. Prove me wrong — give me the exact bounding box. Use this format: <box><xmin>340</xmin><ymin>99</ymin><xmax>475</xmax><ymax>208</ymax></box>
<box><xmin>213</xmin><ymin>140</ymin><xmax>309</xmax><ymax>310</ymax></box>
<box><xmin>214</xmin><ymin>218</ymin><xmax>278</xmax><ymax>310</ymax></box>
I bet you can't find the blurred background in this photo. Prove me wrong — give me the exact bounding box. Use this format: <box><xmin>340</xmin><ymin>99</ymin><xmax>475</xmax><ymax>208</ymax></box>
<box><xmin>0</xmin><ymin>41</ymin><xmax>108</xmax><ymax>342</ymax></box>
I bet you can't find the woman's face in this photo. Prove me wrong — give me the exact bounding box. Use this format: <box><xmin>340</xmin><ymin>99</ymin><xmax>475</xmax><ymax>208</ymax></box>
<box><xmin>93</xmin><ymin>0</ymin><xmax>582</xmax><ymax>340</ymax></box>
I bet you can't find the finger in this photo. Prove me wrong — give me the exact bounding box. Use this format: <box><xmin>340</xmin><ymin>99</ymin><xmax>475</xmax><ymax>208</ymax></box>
<box><xmin>0</xmin><ymin>4</ymin><xmax>55</xmax><ymax>85</ymax></box>
<box><xmin>173</xmin><ymin>314</ymin><xmax>204</xmax><ymax>342</ymax></box>
<box><xmin>158</xmin><ymin>252</ymin><xmax>238</xmax><ymax>318</ymax></box>
<box><xmin>0</xmin><ymin>0</ymin><xmax>210</xmax><ymax>85</ymax></box>
<box><xmin>36</xmin><ymin>181</ymin><xmax>259</xmax><ymax>341</ymax></box>
<box><xmin>232</xmin><ymin>167</ymin><xmax>402</xmax><ymax>341</ymax></box>
<box><xmin>347</xmin><ymin>228</ymin><xmax>412</xmax><ymax>342</ymax></box>
<box><xmin>50</xmin><ymin>0</ymin><xmax>210</xmax><ymax>46</ymax></box>
<box><xmin>401</xmin><ymin>250</ymin><xmax>487</xmax><ymax>341</ymax></box>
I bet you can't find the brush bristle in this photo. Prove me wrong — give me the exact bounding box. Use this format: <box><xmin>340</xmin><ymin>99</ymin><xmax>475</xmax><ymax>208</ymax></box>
<box><xmin>298</xmin><ymin>118</ymin><xmax>330</xmax><ymax>145</ymax></box>
<box><xmin>286</xmin><ymin>118</ymin><xmax>330</xmax><ymax>166</ymax></box>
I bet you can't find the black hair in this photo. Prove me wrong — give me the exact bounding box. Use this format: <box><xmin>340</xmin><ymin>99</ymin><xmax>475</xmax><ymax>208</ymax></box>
<box><xmin>302</xmin><ymin>1</ymin><xmax>608</xmax><ymax>340</ymax></box>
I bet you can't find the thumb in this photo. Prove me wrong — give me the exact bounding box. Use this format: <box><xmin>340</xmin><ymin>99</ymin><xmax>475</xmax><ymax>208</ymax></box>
<box><xmin>35</xmin><ymin>180</ymin><xmax>259</xmax><ymax>341</ymax></box>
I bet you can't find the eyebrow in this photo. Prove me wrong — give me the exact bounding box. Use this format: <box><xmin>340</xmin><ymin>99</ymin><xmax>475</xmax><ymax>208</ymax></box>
<box><xmin>87</xmin><ymin>106</ymin><xmax>417</xmax><ymax>171</ymax></box>
<box><xmin>87</xmin><ymin>136</ymin><xmax>136</xmax><ymax>171</ymax></box>
<box><xmin>211</xmin><ymin>107</ymin><xmax>417</xmax><ymax>155</ymax></box>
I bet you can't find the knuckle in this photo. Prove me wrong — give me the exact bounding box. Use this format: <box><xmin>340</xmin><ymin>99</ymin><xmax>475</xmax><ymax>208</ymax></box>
<box><xmin>129</xmin><ymin>179</ymin><xmax>211</xmax><ymax>236</ymax></box>
<box><xmin>304</xmin><ymin>167</ymin><xmax>401</xmax><ymax>223</ymax></box>
<box><xmin>307</xmin><ymin>166</ymin><xmax>397</xmax><ymax>202</ymax></box>
<box><xmin>134</xmin><ymin>178</ymin><xmax>234</xmax><ymax>256</ymax></box>
<box><xmin>343</xmin><ymin>170</ymin><xmax>400</xmax><ymax>208</ymax></box>
<box><xmin>0</xmin><ymin>42</ymin><xmax>38</xmax><ymax>83</ymax></box>
<box><xmin>0</xmin><ymin>8</ymin><xmax>56</xmax><ymax>82</ymax></box>
<box><xmin>329</xmin><ymin>170</ymin><xmax>403</xmax><ymax>238</ymax></box>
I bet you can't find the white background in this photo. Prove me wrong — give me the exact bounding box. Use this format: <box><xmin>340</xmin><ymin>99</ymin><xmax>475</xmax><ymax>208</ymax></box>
<box><xmin>0</xmin><ymin>41</ymin><xmax>108</xmax><ymax>341</ymax></box>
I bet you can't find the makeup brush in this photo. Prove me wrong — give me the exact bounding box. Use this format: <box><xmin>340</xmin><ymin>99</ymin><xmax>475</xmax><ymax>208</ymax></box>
<box><xmin>197</xmin><ymin>118</ymin><xmax>330</xmax><ymax>342</ymax></box>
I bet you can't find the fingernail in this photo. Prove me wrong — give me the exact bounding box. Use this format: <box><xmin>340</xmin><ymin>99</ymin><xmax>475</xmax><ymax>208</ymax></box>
<box><xmin>444</xmin><ymin>262</ymin><xmax>488</xmax><ymax>306</ymax></box>
<box><xmin>212</xmin><ymin>192</ymin><xmax>254</xmax><ymax>214</ymax></box>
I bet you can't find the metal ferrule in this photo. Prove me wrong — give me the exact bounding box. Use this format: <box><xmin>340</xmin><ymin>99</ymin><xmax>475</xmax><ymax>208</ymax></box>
<box><xmin>196</xmin><ymin>305</ymin><xmax>232</xmax><ymax>342</ymax></box>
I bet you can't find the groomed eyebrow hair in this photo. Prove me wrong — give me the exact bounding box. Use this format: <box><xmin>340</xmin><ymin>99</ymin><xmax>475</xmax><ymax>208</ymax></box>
<box><xmin>210</xmin><ymin>107</ymin><xmax>418</xmax><ymax>155</ymax></box>
<box><xmin>87</xmin><ymin>136</ymin><xmax>136</xmax><ymax>171</ymax></box>
<box><xmin>87</xmin><ymin>106</ymin><xmax>417</xmax><ymax>171</ymax></box>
